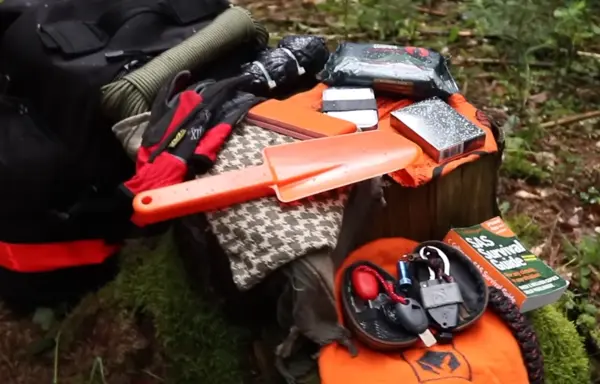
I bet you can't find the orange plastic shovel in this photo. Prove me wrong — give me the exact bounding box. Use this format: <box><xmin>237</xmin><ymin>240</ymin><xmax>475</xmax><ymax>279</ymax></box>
<box><xmin>132</xmin><ymin>130</ymin><xmax>421</xmax><ymax>226</ymax></box>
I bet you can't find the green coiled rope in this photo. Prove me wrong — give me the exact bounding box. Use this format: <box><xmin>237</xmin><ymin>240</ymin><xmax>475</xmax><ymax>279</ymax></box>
<box><xmin>101</xmin><ymin>6</ymin><xmax>268</xmax><ymax>120</ymax></box>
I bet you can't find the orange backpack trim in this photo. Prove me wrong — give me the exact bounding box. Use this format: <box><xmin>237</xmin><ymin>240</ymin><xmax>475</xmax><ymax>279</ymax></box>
<box><xmin>319</xmin><ymin>238</ymin><xmax>531</xmax><ymax>384</ymax></box>
<box><xmin>283</xmin><ymin>85</ymin><xmax>498</xmax><ymax>187</ymax></box>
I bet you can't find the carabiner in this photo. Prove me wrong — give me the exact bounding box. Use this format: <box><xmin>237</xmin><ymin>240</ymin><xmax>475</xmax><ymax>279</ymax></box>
<box><xmin>419</xmin><ymin>245</ymin><xmax>451</xmax><ymax>281</ymax></box>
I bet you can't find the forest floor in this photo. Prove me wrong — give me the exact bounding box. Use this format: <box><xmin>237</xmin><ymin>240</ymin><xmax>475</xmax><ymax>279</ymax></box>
<box><xmin>0</xmin><ymin>0</ymin><xmax>599</xmax><ymax>383</ymax></box>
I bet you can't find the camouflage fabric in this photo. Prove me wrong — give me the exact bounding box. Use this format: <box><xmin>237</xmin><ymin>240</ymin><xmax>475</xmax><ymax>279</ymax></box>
<box><xmin>203</xmin><ymin>124</ymin><xmax>349</xmax><ymax>291</ymax></box>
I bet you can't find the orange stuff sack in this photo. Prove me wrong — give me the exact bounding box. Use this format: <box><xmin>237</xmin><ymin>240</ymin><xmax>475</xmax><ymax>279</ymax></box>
<box><xmin>283</xmin><ymin>84</ymin><xmax>499</xmax><ymax>187</ymax></box>
<box><xmin>319</xmin><ymin>238</ymin><xmax>543</xmax><ymax>384</ymax></box>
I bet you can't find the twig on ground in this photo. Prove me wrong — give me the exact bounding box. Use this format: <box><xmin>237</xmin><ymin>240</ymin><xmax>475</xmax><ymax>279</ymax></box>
<box><xmin>474</xmin><ymin>73</ymin><xmax>498</xmax><ymax>79</ymax></box>
<box><xmin>53</xmin><ymin>331</ymin><xmax>62</xmax><ymax>384</ymax></box>
<box><xmin>589</xmin><ymin>264</ymin><xmax>600</xmax><ymax>280</ymax></box>
<box><xmin>453</xmin><ymin>57</ymin><xmax>554</xmax><ymax>68</ymax></box>
<box><xmin>415</xmin><ymin>6</ymin><xmax>446</xmax><ymax>17</ymax></box>
<box><xmin>264</xmin><ymin>15</ymin><xmax>327</xmax><ymax>27</ymax></box>
<box><xmin>0</xmin><ymin>352</ymin><xmax>14</xmax><ymax>379</ymax></box>
<box><xmin>416</xmin><ymin>30</ymin><xmax>600</xmax><ymax>61</ymax></box>
<box><xmin>270</xmin><ymin>31</ymin><xmax>368</xmax><ymax>41</ymax></box>
<box><xmin>462</xmin><ymin>79</ymin><xmax>469</xmax><ymax>97</ymax></box>
<box><xmin>143</xmin><ymin>370</ymin><xmax>165</xmax><ymax>382</ymax></box>
<box><xmin>540</xmin><ymin>110</ymin><xmax>600</xmax><ymax>129</ymax></box>
<box><xmin>418</xmin><ymin>29</ymin><xmax>476</xmax><ymax>37</ymax></box>
<box><xmin>549</xmin><ymin>243</ymin><xmax>562</xmax><ymax>269</ymax></box>
<box><xmin>88</xmin><ymin>357</ymin><xmax>107</xmax><ymax>384</ymax></box>
<box><xmin>544</xmin><ymin>215</ymin><xmax>560</xmax><ymax>264</ymax></box>
<box><xmin>576</xmin><ymin>51</ymin><xmax>600</xmax><ymax>60</ymax></box>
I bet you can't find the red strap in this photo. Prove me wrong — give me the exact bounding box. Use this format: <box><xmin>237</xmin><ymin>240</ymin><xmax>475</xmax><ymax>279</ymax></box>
<box><xmin>354</xmin><ymin>265</ymin><xmax>407</xmax><ymax>304</ymax></box>
<box><xmin>0</xmin><ymin>240</ymin><xmax>118</xmax><ymax>272</ymax></box>
<box><xmin>124</xmin><ymin>152</ymin><xmax>188</xmax><ymax>195</ymax></box>
<box><xmin>136</xmin><ymin>91</ymin><xmax>204</xmax><ymax>171</ymax></box>
<box><xmin>193</xmin><ymin>121</ymin><xmax>232</xmax><ymax>162</ymax></box>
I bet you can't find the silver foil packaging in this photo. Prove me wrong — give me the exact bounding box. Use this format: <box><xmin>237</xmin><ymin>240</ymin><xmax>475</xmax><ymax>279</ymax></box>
<box><xmin>390</xmin><ymin>97</ymin><xmax>486</xmax><ymax>163</ymax></box>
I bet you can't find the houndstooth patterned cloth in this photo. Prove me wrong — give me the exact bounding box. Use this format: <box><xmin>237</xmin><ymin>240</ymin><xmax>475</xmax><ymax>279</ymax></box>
<box><xmin>204</xmin><ymin>124</ymin><xmax>348</xmax><ymax>291</ymax></box>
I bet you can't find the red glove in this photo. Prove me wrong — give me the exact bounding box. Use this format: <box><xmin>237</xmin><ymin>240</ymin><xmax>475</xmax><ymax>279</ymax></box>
<box><xmin>191</xmin><ymin>90</ymin><xmax>264</xmax><ymax>173</ymax></box>
<box><xmin>122</xmin><ymin>73</ymin><xmax>257</xmax><ymax>196</ymax></box>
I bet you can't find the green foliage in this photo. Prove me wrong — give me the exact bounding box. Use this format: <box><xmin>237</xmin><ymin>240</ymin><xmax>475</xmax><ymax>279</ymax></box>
<box><xmin>319</xmin><ymin>0</ymin><xmax>423</xmax><ymax>40</ymax></box>
<box><xmin>502</xmin><ymin>135</ymin><xmax>551</xmax><ymax>182</ymax></box>
<box><xmin>112</xmin><ymin>235</ymin><xmax>247</xmax><ymax>384</ymax></box>
<box><xmin>564</xmin><ymin>235</ymin><xmax>600</xmax><ymax>291</ymax></box>
<box><xmin>553</xmin><ymin>1</ymin><xmax>600</xmax><ymax>50</ymax></box>
<box><xmin>468</xmin><ymin>0</ymin><xmax>553</xmax><ymax>54</ymax></box>
<box><xmin>468</xmin><ymin>0</ymin><xmax>600</xmax><ymax>105</ymax></box>
<box><xmin>469</xmin><ymin>0</ymin><xmax>600</xmax><ymax>58</ymax></box>
<box><xmin>529</xmin><ymin>305</ymin><xmax>591</xmax><ymax>384</ymax></box>
<box><xmin>558</xmin><ymin>236</ymin><xmax>600</xmax><ymax>381</ymax></box>
<box><xmin>559</xmin><ymin>291</ymin><xmax>600</xmax><ymax>337</ymax></box>
<box><xmin>503</xmin><ymin>213</ymin><xmax>543</xmax><ymax>246</ymax></box>
<box><xmin>577</xmin><ymin>186</ymin><xmax>600</xmax><ymax>206</ymax></box>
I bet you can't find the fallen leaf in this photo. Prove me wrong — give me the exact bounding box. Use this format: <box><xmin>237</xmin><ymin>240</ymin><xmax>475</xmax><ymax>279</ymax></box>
<box><xmin>493</xmin><ymin>86</ymin><xmax>507</xmax><ymax>98</ymax></box>
<box><xmin>32</xmin><ymin>307</ymin><xmax>55</xmax><ymax>331</ymax></box>
<box><xmin>531</xmin><ymin>244</ymin><xmax>544</xmax><ymax>256</ymax></box>
<box><xmin>534</xmin><ymin>151</ymin><xmax>557</xmax><ymax>169</ymax></box>
<box><xmin>515</xmin><ymin>190</ymin><xmax>541</xmax><ymax>200</ymax></box>
<box><xmin>539</xmin><ymin>188</ymin><xmax>553</xmax><ymax>198</ymax></box>
<box><xmin>500</xmin><ymin>115</ymin><xmax>520</xmax><ymax>134</ymax></box>
<box><xmin>567</xmin><ymin>214</ymin><xmax>580</xmax><ymax>227</ymax></box>
<box><xmin>528</xmin><ymin>92</ymin><xmax>549</xmax><ymax>104</ymax></box>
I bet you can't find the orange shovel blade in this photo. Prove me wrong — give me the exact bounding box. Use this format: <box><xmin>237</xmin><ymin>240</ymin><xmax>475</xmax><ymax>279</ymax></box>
<box><xmin>132</xmin><ymin>130</ymin><xmax>420</xmax><ymax>226</ymax></box>
<box><xmin>265</xmin><ymin>130</ymin><xmax>419</xmax><ymax>201</ymax></box>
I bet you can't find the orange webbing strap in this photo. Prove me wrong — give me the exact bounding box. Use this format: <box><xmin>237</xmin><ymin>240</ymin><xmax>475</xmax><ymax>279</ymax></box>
<box><xmin>283</xmin><ymin>85</ymin><xmax>499</xmax><ymax>187</ymax></box>
<box><xmin>0</xmin><ymin>240</ymin><xmax>119</xmax><ymax>272</ymax></box>
<box><xmin>319</xmin><ymin>238</ymin><xmax>530</xmax><ymax>384</ymax></box>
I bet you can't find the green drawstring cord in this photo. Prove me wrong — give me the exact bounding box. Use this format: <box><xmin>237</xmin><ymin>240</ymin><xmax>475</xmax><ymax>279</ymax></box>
<box><xmin>101</xmin><ymin>6</ymin><xmax>269</xmax><ymax>121</ymax></box>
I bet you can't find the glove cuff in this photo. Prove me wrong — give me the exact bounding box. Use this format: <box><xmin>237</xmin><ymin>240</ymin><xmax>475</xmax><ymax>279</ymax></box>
<box><xmin>190</xmin><ymin>154</ymin><xmax>215</xmax><ymax>175</ymax></box>
<box><xmin>123</xmin><ymin>153</ymin><xmax>188</xmax><ymax>195</ymax></box>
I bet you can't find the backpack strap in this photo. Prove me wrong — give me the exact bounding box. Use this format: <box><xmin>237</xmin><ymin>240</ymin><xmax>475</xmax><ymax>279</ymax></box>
<box><xmin>38</xmin><ymin>0</ymin><xmax>229</xmax><ymax>57</ymax></box>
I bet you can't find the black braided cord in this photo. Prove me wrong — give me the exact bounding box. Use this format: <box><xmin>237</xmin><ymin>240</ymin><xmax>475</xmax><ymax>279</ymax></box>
<box><xmin>488</xmin><ymin>286</ymin><xmax>545</xmax><ymax>384</ymax></box>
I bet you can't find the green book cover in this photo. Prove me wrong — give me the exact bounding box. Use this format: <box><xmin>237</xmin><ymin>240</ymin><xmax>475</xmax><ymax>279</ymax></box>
<box><xmin>445</xmin><ymin>216</ymin><xmax>569</xmax><ymax>312</ymax></box>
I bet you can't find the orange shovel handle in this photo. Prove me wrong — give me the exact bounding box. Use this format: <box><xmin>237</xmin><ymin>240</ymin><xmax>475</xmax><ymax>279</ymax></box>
<box><xmin>132</xmin><ymin>165</ymin><xmax>275</xmax><ymax>226</ymax></box>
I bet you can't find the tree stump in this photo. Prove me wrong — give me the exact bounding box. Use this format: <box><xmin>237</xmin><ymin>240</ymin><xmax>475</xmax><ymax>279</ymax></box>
<box><xmin>367</xmin><ymin>150</ymin><xmax>503</xmax><ymax>243</ymax></box>
<box><xmin>361</xmin><ymin>119</ymin><xmax>504</xmax><ymax>243</ymax></box>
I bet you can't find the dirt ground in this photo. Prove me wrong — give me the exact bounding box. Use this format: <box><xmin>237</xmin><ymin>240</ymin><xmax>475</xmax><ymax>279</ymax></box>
<box><xmin>0</xmin><ymin>0</ymin><xmax>599</xmax><ymax>383</ymax></box>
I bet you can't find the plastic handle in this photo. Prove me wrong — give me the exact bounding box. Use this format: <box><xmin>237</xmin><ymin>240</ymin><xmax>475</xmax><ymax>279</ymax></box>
<box><xmin>132</xmin><ymin>164</ymin><xmax>275</xmax><ymax>226</ymax></box>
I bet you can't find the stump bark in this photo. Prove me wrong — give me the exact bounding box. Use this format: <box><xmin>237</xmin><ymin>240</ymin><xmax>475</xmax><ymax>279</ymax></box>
<box><xmin>367</xmin><ymin>124</ymin><xmax>504</xmax><ymax>243</ymax></box>
<box><xmin>368</xmin><ymin>152</ymin><xmax>502</xmax><ymax>242</ymax></box>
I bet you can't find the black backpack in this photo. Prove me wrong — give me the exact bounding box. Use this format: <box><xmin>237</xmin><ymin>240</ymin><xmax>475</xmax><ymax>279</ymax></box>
<box><xmin>0</xmin><ymin>0</ymin><xmax>267</xmax><ymax>308</ymax></box>
<box><xmin>0</xmin><ymin>0</ymin><xmax>49</xmax><ymax>36</ymax></box>
<box><xmin>0</xmin><ymin>0</ymin><xmax>246</xmax><ymax>244</ymax></box>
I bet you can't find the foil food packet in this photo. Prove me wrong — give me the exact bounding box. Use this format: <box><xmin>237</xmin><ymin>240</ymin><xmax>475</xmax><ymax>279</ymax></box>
<box><xmin>320</xmin><ymin>42</ymin><xmax>460</xmax><ymax>100</ymax></box>
<box><xmin>390</xmin><ymin>97</ymin><xmax>486</xmax><ymax>163</ymax></box>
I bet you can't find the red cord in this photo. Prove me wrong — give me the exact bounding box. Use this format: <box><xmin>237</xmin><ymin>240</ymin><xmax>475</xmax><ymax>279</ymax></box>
<box><xmin>354</xmin><ymin>265</ymin><xmax>407</xmax><ymax>304</ymax></box>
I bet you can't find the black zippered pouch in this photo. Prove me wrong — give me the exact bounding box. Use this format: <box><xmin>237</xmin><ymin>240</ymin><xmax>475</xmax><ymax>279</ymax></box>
<box><xmin>340</xmin><ymin>242</ymin><xmax>489</xmax><ymax>352</ymax></box>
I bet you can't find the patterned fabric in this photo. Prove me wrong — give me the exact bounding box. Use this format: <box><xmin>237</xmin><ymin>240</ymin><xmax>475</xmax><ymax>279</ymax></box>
<box><xmin>204</xmin><ymin>124</ymin><xmax>348</xmax><ymax>291</ymax></box>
